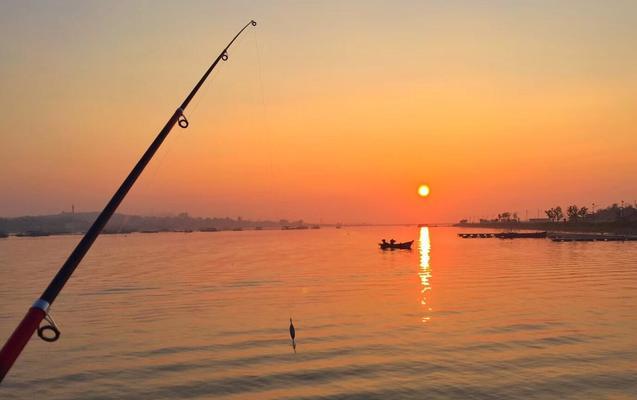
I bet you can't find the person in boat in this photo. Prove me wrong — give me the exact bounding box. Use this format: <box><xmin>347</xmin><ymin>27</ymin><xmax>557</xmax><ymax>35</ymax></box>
<box><xmin>381</xmin><ymin>239</ymin><xmax>388</xmax><ymax>246</ymax></box>
<box><xmin>390</xmin><ymin>239</ymin><xmax>396</xmax><ymax>245</ymax></box>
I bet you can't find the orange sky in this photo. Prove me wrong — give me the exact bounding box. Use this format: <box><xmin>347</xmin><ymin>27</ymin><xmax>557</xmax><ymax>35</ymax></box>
<box><xmin>1</xmin><ymin>1</ymin><xmax>636</xmax><ymax>223</ymax></box>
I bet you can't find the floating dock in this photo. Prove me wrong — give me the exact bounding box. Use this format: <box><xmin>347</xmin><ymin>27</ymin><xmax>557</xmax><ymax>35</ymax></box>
<box><xmin>457</xmin><ymin>233</ymin><xmax>494</xmax><ymax>238</ymax></box>
<box><xmin>550</xmin><ymin>233</ymin><xmax>637</xmax><ymax>242</ymax></box>
<box><xmin>457</xmin><ymin>232</ymin><xmax>547</xmax><ymax>239</ymax></box>
<box><xmin>458</xmin><ymin>232</ymin><xmax>637</xmax><ymax>242</ymax></box>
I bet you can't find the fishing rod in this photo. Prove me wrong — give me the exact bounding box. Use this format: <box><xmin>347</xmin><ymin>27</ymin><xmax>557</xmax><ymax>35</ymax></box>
<box><xmin>0</xmin><ymin>19</ymin><xmax>257</xmax><ymax>383</ymax></box>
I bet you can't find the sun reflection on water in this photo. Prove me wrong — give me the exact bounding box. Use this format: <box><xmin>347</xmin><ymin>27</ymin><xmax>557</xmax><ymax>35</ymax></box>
<box><xmin>419</xmin><ymin>227</ymin><xmax>432</xmax><ymax>322</ymax></box>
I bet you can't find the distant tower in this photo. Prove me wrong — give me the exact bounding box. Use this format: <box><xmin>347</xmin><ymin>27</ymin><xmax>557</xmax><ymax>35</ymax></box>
<box><xmin>70</xmin><ymin>204</ymin><xmax>76</xmax><ymax>234</ymax></box>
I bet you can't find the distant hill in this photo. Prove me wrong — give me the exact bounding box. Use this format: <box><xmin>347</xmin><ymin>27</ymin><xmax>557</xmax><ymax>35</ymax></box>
<box><xmin>0</xmin><ymin>212</ymin><xmax>307</xmax><ymax>235</ymax></box>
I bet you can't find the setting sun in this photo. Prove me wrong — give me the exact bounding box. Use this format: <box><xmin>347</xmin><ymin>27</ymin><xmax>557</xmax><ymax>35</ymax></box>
<box><xmin>418</xmin><ymin>184</ymin><xmax>430</xmax><ymax>198</ymax></box>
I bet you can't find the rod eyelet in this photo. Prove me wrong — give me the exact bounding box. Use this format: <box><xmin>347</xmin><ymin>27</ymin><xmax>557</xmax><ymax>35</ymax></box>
<box><xmin>37</xmin><ymin>312</ymin><xmax>61</xmax><ymax>342</ymax></box>
<box><xmin>37</xmin><ymin>325</ymin><xmax>60</xmax><ymax>342</ymax></box>
<box><xmin>221</xmin><ymin>52</ymin><xmax>229</xmax><ymax>61</ymax></box>
<box><xmin>178</xmin><ymin>115</ymin><xmax>189</xmax><ymax>129</ymax></box>
<box><xmin>251</xmin><ymin>20</ymin><xmax>257</xmax><ymax>26</ymax></box>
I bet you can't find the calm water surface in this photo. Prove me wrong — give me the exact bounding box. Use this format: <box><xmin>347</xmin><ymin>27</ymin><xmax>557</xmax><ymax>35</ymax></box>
<box><xmin>1</xmin><ymin>227</ymin><xmax>636</xmax><ymax>399</ymax></box>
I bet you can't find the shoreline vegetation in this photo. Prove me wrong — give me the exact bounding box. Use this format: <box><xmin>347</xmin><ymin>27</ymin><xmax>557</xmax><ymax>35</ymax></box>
<box><xmin>455</xmin><ymin>203</ymin><xmax>637</xmax><ymax>235</ymax></box>
<box><xmin>0</xmin><ymin>212</ymin><xmax>329</xmax><ymax>237</ymax></box>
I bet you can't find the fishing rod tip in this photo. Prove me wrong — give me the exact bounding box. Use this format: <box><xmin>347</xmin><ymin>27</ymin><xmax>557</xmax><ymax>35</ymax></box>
<box><xmin>251</xmin><ymin>20</ymin><xmax>257</xmax><ymax>26</ymax></box>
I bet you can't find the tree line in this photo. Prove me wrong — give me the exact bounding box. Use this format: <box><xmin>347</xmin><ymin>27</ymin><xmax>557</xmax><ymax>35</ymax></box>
<box><xmin>473</xmin><ymin>203</ymin><xmax>637</xmax><ymax>224</ymax></box>
<box><xmin>544</xmin><ymin>205</ymin><xmax>589</xmax><ymax>222</ymax></box>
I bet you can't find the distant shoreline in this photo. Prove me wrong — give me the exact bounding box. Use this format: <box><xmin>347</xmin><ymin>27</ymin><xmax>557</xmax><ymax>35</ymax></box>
<box><xmin>454</xmin><ymin>221</ymin><xmax>637</xmax><ymax>235</ymax></box>
<box><xmin>0</xmin><ymin>212</ymin><xmax>325</xmax><ymax>236</ymax></box>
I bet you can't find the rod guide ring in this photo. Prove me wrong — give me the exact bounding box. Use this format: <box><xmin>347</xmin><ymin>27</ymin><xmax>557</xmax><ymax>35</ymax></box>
<box><xmin>37</xmin><ymin>325</ymin><xmax>60</xmax><ymax>342</ymax></box>
<box><xmin>178</xmin><ymin>115</ymin><xmax>189</xmax><ymax>129</ymax></box>
<box><xmin>37</xmin><ymin>312</ymin><xmax>61</xmax><ymax>342</ymax></box>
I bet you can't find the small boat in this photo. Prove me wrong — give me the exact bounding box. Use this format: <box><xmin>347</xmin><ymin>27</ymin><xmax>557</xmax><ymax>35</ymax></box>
<box><xmin>495</xmin><ymin>231</ymin><xmax>547</xmax><ymax>239</ymax></box>
<box><xmin>379</xmin><ymin>240</ymin><xmax>414</xmax><ymax>250</ymax></box>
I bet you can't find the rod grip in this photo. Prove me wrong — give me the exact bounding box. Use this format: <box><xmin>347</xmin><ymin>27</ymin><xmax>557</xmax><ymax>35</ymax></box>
<box><xmin>0</xmin><ymin>307</ymin><xmax>46</xmax><ymax>383</ymax></box>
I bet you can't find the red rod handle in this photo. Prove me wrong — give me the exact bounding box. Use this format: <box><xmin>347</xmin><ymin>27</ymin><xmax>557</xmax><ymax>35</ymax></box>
<box><xmin>0</xmin><ymin>307</ymin><xmax>45</xmax><ymax>382</ymax></box>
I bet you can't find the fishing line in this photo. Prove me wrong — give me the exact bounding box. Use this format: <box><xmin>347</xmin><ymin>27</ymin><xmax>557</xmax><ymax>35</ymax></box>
<box><xmin>159</xmin><ymin>36</ymin><xmax>254</xmax><ymax>201</ymax></box>
<box><xmin>113</xmin><ymin>124</ymin><xmax>181</xmax><ymax>234</ymax></box>
<box><xmin>113</xmin><ymin>213</ymin><xmax>132</xmax><ymax>234</ymax></box>
<box><xmin>190</xmin><ymin>31</ymin><xmax>251</xmax><ymax>120</ymax></box>
<box><xmin>95</xmin><ymin>132</ymin><xmax>176</xmax><ymax>235</ymax></box>
<box><xmin>253</xmin><ymin>28</ymin><xmax>275</xmax><ymax>179</ymax></box>
<box><xmin>252</xmin><ymin>27</ymin><xmax>285</xmax><ymax>238</ymax></box>
<box><xmin>187</xmin><ymin>68</ymin><xmax>215</xmax><ymax>120</ymax></box>
<box><xmin>250</xmin><ymin>29</ymin><xmax>300</xmax><ymax>332</ymax></box>
<box><xmin>142</xmin><ymin>123</ymin><xmax>181</xmax><ymax>188</ymax></box>
<box><xmin>140</xmin><ymin>29</ymin><xmax>256</xmax><ymax>221</ymax></box>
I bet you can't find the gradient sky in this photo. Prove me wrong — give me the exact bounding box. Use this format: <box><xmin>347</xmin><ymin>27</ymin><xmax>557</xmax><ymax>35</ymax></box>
<box><xmin>1</xmin><ymin>0</ymin><xmax>636</xmax><ymax>223</ymax></box>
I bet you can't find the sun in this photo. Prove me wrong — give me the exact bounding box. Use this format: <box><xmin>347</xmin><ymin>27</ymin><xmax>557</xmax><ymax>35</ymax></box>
<box><xmin>418</xmin><ymin>184</ymin><xmax>430</xmax><ymax>198</ymax></box>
